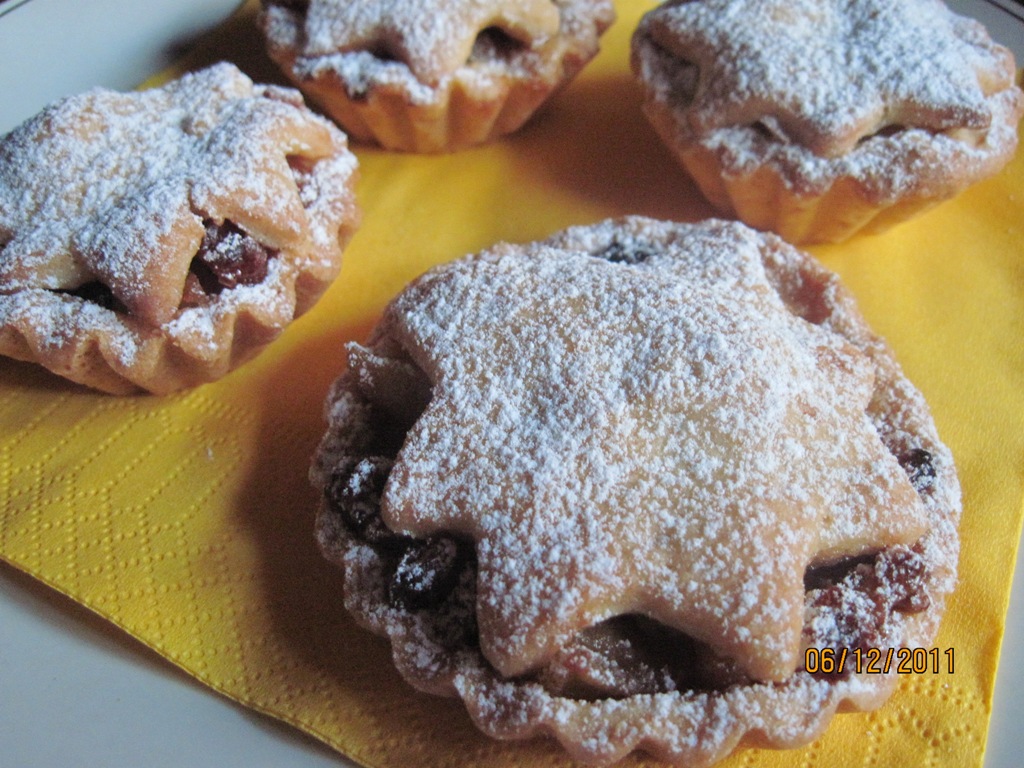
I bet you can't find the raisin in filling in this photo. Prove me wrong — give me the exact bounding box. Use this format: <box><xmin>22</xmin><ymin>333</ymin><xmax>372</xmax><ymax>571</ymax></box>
<box><xmin>181</xmin><ymin>220</ymin><xmax>274</xmax><ymax>307</ymax></box>
<box><xmin>324</xmin><ymin>455</ymin><xmax>472</xmax><ymax>612</ymax></box>
<box><xmin>593</xmin><ymin>238</ymin><xmax>656</xmax><ymax>265</ymax></box>
<box><xmin>57</xmin><ymin>220</ymin><xmax>274</xmax><ymax>314</ymax></box>
<box><xmin>802</xmin><ymin>544</ymin><xmax>930</xmax><ymax>680</ymax></box>
<box><xmin>390</xmin><ymin>536</ymin><xmax>472</xmax><ymax>610</ymax></box>
<box><xmin>325</xmin><ymin>456</ymin><xmax>409</xmax><ymax>550</ymax></box>
<box><xmin>898</xmin><ymin>448</ymin><xmax>936</xmax><ymax>494</ymax></box>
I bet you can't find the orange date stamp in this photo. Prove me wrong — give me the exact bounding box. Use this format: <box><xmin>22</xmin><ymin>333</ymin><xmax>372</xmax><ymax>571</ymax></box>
<box><xmin>804</xmin><ymin>647</ymin><xmax>955</xmax><ymax>675</ymax></box>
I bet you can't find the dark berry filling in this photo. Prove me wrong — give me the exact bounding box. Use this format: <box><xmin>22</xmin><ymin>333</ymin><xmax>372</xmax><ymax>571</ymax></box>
<box><xmin>58</xmin><ymin>220</ymin><xmax>274</xmax><ymax>314</ymax></box>
<box><xmin>898</xmin><ymin>448</ymin><xmax>936</xmax><ymax>494</ymax></box>
<box><xmin>594</xmin><ymin>238</ymin><xmax>656</xmax><ymax>265</ymax></box>
<box><xmin>879</xmin><ymin>547</ymin><xmax>931</xmax><ymax>614</ymax></box>
<box><xmin>324</xmin><ymin>453</ymin><xmax>470</xmax><ymax>611</ymax></box>
<box><xmin>325</xmin><ymin>457</ymin><xmax>409</xmax><ymax>550</ymax></box>
<box><xmin>389</xmin><ymin>536</ymin><xmax>471</xmax><ymax>610</ymax></box>
<box><xmin>181</xmin><ymin>220</ymin><xmax>274</xmax><ymax>306</ymax></box>
<box><xmin>802</xmin><ymin>545</ymin><xmax>930</xmax><ymax>680</ymax></box>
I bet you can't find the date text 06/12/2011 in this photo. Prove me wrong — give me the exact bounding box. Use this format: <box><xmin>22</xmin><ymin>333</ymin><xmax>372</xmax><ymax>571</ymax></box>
<box><xmin>804</xmin><ymin>647</ymin><xmax>955</xmax><ymax>676</ymax></box>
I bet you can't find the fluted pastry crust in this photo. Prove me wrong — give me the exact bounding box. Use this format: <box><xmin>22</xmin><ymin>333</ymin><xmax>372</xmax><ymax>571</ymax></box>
<box><xmin>260</xmin><ymin>0</ymin><xmax>615</xmax><ymax>152</ymax></box>
<box><xmin>311</xmin><ymin>217</ymin><xmax>960</xmax><ymax>765</ymax></box>
<box><xmin>631</xmin><ymin>0</ymin><xmax>1024</xmax><ymax>244</ymax></box>
<box><xmin>0</xmin><ymin>63</ymin><xmax>359</xmax><ymax>394</ymax></box>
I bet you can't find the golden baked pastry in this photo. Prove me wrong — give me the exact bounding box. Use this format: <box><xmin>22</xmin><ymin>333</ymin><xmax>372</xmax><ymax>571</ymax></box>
<box><xmin>311</xmin><ymin>217</ymin><xmax>961</xmax><ymax>765</ymax></box>
<box><xmin>0</xmin><ymin>63</ymin><xmax>360</xmax><ymax>395</ymax></box>
<box><xmin>259</xmin><ymin>0</ymin><xmax>616</xmax><ymax>152</ymax></box>
<box><xmin>631</xmin><ymin>0</ymin><xmax>1024</xmax><ymax>244</ymax></box>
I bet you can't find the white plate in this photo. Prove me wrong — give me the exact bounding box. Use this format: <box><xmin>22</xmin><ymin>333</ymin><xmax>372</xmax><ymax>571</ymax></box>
<box><xmin>0</xmin><ymin>0</ymin><xmax>239</xmax><ymax>134</ymax></box>
<box><xmin>0</xmin><ymin>1</ymin><xmax>1022</xmax><ymax>767</ymax></box>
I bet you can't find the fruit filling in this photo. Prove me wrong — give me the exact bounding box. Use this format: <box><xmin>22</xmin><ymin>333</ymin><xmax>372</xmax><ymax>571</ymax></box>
<box><xmin>593</xmin><ymin>237</ymin><xmax>656</xmax><ymax>265</ymax></box>
<box><xmin>390</xmin><ymin>536</ymin><xmax>472</xmax><ymax>609</ymax></box>
<box><xmin>899</xmin><ymin>448</ymin><xmax>936</xmax><ymax>493</ymax></box>
<box><xmin>60</xmin><ymin>219</ymin><xmax>275</xmax><ymax>315</ymax></box>
<box><xmin>181</xmin><ymin>220</ymin><xmax>275</xmax><ymax>307</ymax></box>
<box><xmin>326</xmin><ymin>456</ymin><xmax>406</xmax><ymax>549</ymax></box>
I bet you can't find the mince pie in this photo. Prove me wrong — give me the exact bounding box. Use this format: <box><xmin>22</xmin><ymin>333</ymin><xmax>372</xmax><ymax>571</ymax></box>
<box><xmin>311</xmin><ymin>217</ymin><xmax>961</xmax><ymax>765</ymax></box>
<box><xmin>0</xmin><ymin>63</ymin><xmax>360</xmax><ymax>394</ymax></box>
<box><xmin>631</xmin><ymin>0</ymin><xmax>1024</xmax><ymax>244</ymax></box>
<box><xmin>259</xmin><ymin>0</ymin><xmax>616</xmax><ymax>152</ymax></box>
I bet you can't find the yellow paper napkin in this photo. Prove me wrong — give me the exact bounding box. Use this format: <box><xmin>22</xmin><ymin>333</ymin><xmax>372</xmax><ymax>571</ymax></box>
<box><xmin>2</xmin><ymin>1</ymin><xmax>1023</xmax><ymax>766</ymax></box>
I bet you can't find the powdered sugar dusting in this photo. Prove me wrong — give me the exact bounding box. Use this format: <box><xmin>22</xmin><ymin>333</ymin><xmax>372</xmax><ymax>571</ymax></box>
<box><xmin>263</xmin><ymin>0</ymin><xmax>614</xmax><ymax>107</ymax></box>
<box><xmin>632</xmin><ymin>0</ymin><xmax>1024</xmax><ymax>201</ymax></box>
<box><xmin>372</xmin><ymin>218</ymin><xmax>927</xmax><ymax>682</ymax></box>
<box><xmin>299</xmin><ymin>0</ymin><xmax>560</xmax><ymax>83</ymax></box>
<box><xmin>639</xmin><ymin>0</ymin><xmax>1016</xmax><ymax>154</ymax></box>
<box><xmin>313</xmin><ymin>217</ymin><xmax>961</xmax><ymax>765</ymax></box>
<box><xmin>0</xmin><ymin>63</ymin><xmax>359</xmax><ymax>393</ymax></box>
<box><xmin>164</xmin><ymin>257</ymin><xmax>291</xmax><ymax>359</ymax></box>
<box><xmin>0</xmin><ymin>62</ymin><xmax>347</xmax><ymax>320</ymax></box>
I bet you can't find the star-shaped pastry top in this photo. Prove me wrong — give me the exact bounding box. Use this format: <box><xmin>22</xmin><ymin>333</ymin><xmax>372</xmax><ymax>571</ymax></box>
<box><xmin>0</xmin><ymin>63</ymin><xmax>348</xmax><ymax>326</ymax></box>
<box><xmin>356</xmin><ymin>218</ymin><xmax>928</xmax><ymax>682</ymax></box>
<box><xmin>302</xmin><ymin>0</ymin><xmax>561</xmax><ymax>84</ymax></box>
<box><xmin>640</xmin><ymin>0</ymin><xmax>1018</xmax><ymax>157</ymax></box>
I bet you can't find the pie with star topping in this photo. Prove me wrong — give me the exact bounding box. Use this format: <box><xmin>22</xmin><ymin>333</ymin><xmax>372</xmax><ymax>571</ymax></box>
<box><xmin>0</xmin><ymin>63</ymin><xmax>359</xmax><ymax>395</ymax></box>
<box><xmin>311</xmin><ymin>217</ymin><xmax>961</xmax><ymax>765</ymax></box>
<box><xmin>259</xmin><ymin>0</ymin><xmax>616</xmax><ymax>152</ymax></box>
<box><xmin>631</xmin><ymin>0</ymin><xmax>1024</xmax><ymax>244</ymax></box>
